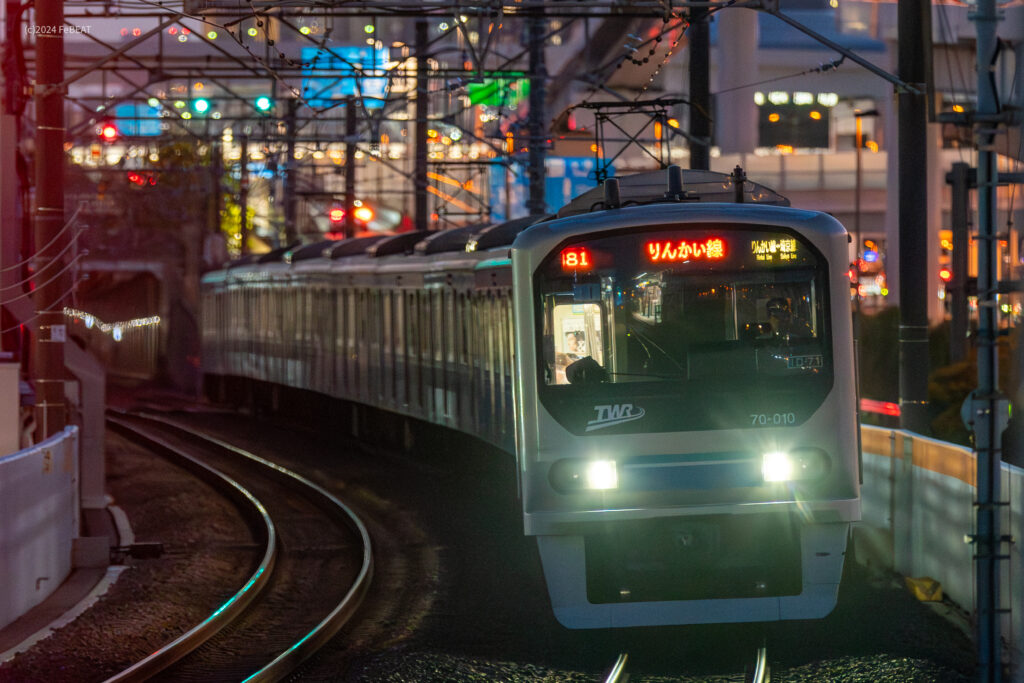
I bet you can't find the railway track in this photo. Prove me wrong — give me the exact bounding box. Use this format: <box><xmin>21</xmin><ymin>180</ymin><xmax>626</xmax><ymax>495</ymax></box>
<box><xmin>602</xmin><ymin>642</ymin><xmax>769</xmax><ymax>683</ymax></box>
<box><xmin>104</xmin><ymin>411</ymin><xmax>373</xmax><ymax>682</ymax></box>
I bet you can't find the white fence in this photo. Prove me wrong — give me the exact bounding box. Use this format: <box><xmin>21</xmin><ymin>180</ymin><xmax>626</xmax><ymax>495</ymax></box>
<box><xmin>859</xmin><ymin>426</ymin><xmax>1024</xmax><ymax>678</ymax></box>
<box><xmin>0</xmin><ymin>427</ymin><xmax>80</xmax><ymax>631</ymax></box>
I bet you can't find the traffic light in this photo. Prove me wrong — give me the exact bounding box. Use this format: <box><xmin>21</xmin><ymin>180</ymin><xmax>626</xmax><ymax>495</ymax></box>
<box><xmin>255</xmin><ymin>96</ymin><xmax>274</xmax><ymax>113</ymax></box>
<box><xmin>192</xmin><ymin>98</ymin><xmax>211</xmax><ymax>114</ymax></box>
<box><xmin>328</xmin><ymin>207</ymin><xmax>345</xmax><ymax>223</ymax></box>
<box><xmin>99</xmin><ymin>120</ymin><xmax>119</xmax><ymax>143</ymax></box>
<box><xmin>353</xmin><ymin>206</ymin><xmax>374</xmax><ymax>223</ymax></box>
<box><xmin>939</xmin><ymin>266</ymin><xmax>953</xmax><ymax>283</ymax></box>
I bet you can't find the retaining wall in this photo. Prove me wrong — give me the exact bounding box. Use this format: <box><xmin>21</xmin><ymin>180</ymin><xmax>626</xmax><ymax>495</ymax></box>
<box><xmin>859</xmin><ymin>425</ymin><xmax>1024</xmax><ymax>678</ymax></box>
<box><xmin>0</xmin><ymin>427</ymin><xmax>80</xmax><ymax>630</ymax></box>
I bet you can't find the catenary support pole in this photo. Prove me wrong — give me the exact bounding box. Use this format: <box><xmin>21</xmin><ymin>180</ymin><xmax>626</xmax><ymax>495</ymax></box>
<box><xmin>415</xmin><ymin>21</ymin><xmax>429</xmax><ymax>231</ymax></box>
<box><xmin>971</xmin><ymin>0</ymin><xmax>1007</xmax><ymax>677</ymax></box>
<box><xmin>948</xmin><ymin>162</ymin><xmax>969</xmax><ymax>364</ymax></box>
<box><xmin>896</xmin><ymin>0</ymin><xmax>931</xmax><ymax>433</ymax></box>
<box><xmin>284</xmin><ymin>98</ymin><xmax>297</xmax><ymax>243</ymax></box>
<box><xmin>32</xmin><ymin>0</ymin><xmax>66</xmax><ymax>437</ymax></box>
<box><xmin>688</xmin><ymin>8</ymin><xmax>710</xmax><ymax>171</ymax></box>
<box><xmin>526</xmin><ymin>13</ymin><xmax>547</xmax><ymax>216</ymax></box>
<box><xmin>239</xmin><ymin>134</ymin><xmax>249</xmax><ymax>254</ymax></box>
<box><xmin>345</xmin><ymin>96</ymin><xmax>356</xmax><ymax>239</ymax></box>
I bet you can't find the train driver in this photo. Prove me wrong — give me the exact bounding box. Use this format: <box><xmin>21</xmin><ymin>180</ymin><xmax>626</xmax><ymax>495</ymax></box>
<box><xmin>765</xmin><ymin>297</ymin><xmax>813</xmax><ymax>340</ymax></box>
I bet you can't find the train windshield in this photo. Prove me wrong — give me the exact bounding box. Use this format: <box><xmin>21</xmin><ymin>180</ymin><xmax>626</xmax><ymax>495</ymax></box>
<box><xmin>534</xmin><ymin>224</ymin><xmax>833</xmax><ymax>433</ymax></box>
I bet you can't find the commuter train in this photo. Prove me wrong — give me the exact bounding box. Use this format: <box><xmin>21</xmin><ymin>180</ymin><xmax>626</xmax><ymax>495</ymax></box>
<box><xmin>201</xmin><ymin>167</ymin><xmax>861</xmax><ymax>629</ymax></box>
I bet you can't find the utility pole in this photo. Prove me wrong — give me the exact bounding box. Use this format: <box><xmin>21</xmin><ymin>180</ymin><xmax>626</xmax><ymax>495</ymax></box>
<box><xmin>526</xmin><ymin>13</ymin><xmax>547</xmax><ymax>216</ymax></box>
<box><xmin>688</xmin><ymin>8</ymin><xmax>710</xmax><ymax>171</ymax></box>
<box><xmin>969</xmin><ymin>0</ymin><xmax>1009</xmax><ymax>677</ymax></box>
<box><xmin>32</xmin><ymin>0</ymin><xmax>66</xmax><ymax>437</ymax></box>
<box><xmin>414</xmin><ymin>21</ymin><xmax>429</xmax><ymax>231</ymax></box>
<box><xmin>896</xmin><ymin>0</ymin><xmax>931</xmax><ymax>433</ymax></box>
<box><xmin>345</xmin><ymin>96</ymin><xmax>357</xmax><ymax>239</ymax></box>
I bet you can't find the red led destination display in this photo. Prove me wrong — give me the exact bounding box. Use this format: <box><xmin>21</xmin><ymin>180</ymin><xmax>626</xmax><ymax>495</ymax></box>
<box><xmin>646</xmin><ymin>237</ymin><xmax>726</xmax><ymax>263</ymax></box>
<box><xmin>560</xmin><ymin>246</ymin><xmax>593</xmax><ymax>271</ymax></box>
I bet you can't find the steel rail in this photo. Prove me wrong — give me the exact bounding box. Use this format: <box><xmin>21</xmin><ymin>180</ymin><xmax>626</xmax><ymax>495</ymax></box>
<box><xmin>603</xmin><ymin>653</ymin><xmax>629</xmax><ymax>683</ymax></box>
<box><xmin>751</xmin><ymin>643</ymin><xmax>769</xmax><ymax>683</ymax></box>
<box><xmin>135</xmin><ymin>411</ymin><xmax>375</xmax><ymax>682</ymax></box>
<box><xmin>103</xmin><ymin>413</ymin><xmax>279</xmax><ymax>683</ymax></box>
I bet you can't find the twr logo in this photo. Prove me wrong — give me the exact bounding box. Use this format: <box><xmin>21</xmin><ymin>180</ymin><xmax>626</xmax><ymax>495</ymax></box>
<box><xmin>586</xmin><ymin>403</ymin><xmax>646</xmax><ymax>432</ymax></box>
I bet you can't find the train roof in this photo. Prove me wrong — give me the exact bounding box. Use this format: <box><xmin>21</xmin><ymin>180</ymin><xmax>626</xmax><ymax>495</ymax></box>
<box><xmin>557</xmin><ymin>166</ymin><xmax>789</xmax><ymax>218</ymax></box>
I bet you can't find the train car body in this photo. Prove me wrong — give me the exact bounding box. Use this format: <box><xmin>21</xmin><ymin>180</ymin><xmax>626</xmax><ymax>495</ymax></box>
<box><xmin>200</xmin><ymin>168</ymin><xmax>860</xmax><ymax>630</ymax></box>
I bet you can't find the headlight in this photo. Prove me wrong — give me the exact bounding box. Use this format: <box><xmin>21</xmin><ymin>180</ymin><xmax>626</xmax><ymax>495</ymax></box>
<box><xmin>762</xmin><ymin>448</ymin><xmax>830</xmax><ymax>482</ymax></box>
<box><xmin>549</xmin><ymin>459</ymin><xmax>619</xmax><ymax>492</ymax></box>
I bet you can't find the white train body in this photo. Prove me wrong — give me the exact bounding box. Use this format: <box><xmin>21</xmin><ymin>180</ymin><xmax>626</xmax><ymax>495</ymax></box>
<box><xmin>200</xmin><ymin>170</ymin><xmax>860</xmax><ymax>629</ymax></box>
<box><xmin>511</xmin><ymin>202</ymin><xmax>859</xmax><ymax>628</ymax></box>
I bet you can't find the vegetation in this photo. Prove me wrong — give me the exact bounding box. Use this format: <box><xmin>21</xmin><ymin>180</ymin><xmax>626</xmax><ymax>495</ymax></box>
<box><xmin>857</xmin><ymin>307</ymin><xmax>1020</xmax><ymax>447</ymax></box>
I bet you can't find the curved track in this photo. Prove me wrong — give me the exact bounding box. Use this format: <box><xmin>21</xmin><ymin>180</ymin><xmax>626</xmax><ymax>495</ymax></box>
<box><xmin>105</xmin><ymin>412</ymin><xmax>373</xmax><ymax>682</ymax></box>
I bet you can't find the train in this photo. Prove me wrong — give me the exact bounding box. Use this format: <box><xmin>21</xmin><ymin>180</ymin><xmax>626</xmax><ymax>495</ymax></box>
<box><xmin>200</xmin><ymin>166</ymin><xmax>861</xmax><ymax>629</ymax></box>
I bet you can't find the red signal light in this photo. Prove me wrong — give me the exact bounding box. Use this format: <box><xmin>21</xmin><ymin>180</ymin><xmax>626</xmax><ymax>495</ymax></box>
<box><xmin>939</xmin><ymin>266</ymin><xmax>953</xmax><ymax>283</ymax></box>
<box><xmin>328</xmin><ymin>207</ymin><xmax>345</xmax><ymax>223</ymax></box>
<box><xmin>100</xmin><ymin>122</ymin><xmax>119</xmax><ymax>142</ymax></box>
<box><xmin>353</xmin><ymin>206</ymin><xmax>374</xmax><ymax>223</ymax></box>
<box><xmin>127</xmin><ymin>171</ymin><xmax>145</xmax><ymax>185</ymax></box>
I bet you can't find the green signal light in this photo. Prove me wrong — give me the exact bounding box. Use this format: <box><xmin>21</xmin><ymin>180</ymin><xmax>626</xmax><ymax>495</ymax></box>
<box><xmin>255</xmin><ymin>96</ymin><xmax>273</xmax><ymax>112</ymax></box>
<box><xmin>192</xmin><ymin>98</ymin><xmax>210</xmax><ymax>113</ymax></box>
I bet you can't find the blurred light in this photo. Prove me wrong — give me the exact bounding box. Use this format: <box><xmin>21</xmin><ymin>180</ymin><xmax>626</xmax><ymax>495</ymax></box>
<box><xmin>793</xmin><ymin>91</ymin><xmax>814</xmax><ymax>105</ymax></box>
<box><xmin>354</xmin><ymin>206</ymin><xmax>374</xmax><ymax>222</ymax></box>
<box><xmin>667</xmin><ymin>118</ymin><xmax>679</xmax><ymax>128</ymax></box>
<box><xmin>754</xmin><ymin>92</ymin><xmax>765</xmax><ymax>106</ymax></box>
<box><xmin>809</xmin><ymin>110</ymin><xmax>822</xmax><ymax>120</ymax></box>
<box><xmin>364</xmin><ymin>24</ymin><xmax>375</xmax><ymax>33</ymax></box>
<box><xmin>174</xmin><ymin>100</ymin><xmax>186</xmax><ymax>109</ymax></box>
<box><xmin>255</xmin><ymin>96</ymin><xmax>273</xmax><ymax>112</ymax></box>
<box><xmin>100</xmin><ymin>122</ymin><xmax>118</xmax><ymax>142</ymax></box>
<box><xmin>768</xmin><ymin>91</ymin><xmax>789</xmax><ymax>105</ymax></box>
<box><xmin>768</xmin><ymin>113</ymin><xmax>780</xmax><ymax>123</ymax></box>
<box><xmin>952</xmin><ymin>104</ymin><xmax>965</xmax><ymax>113</ymax></box>
<box><xmin>147</xmin><ymin>97</ymin><xmax>159</xmax><ymax>107</ymax></box>
<box><xmin>939</xmin><ymin>267</ymin><xmax>953</xmax><ymax>282</ymax></box>
<box><xmin>817</xmin><ymin>92</ymin><xmax>839</xmax><ymax>107</ymax></box>
<box><xmin>182</xmin><ymin>112</ymin><xmax>192</xmax><ymax>119</ymax></box>
<box><xmin>178</xmin><ymin>34</ymin><xmax>187</xmax><ymax>42</ymax></box>
<box><xmin>863</xmin><ymin>250</ymin><xmax>878</xmax><ymax>263</ymax></box>
<box><xmin>329</xmin><ymin>207</ymin><xmax>345</xmax><ymax>223</ymax></box>
<box><xmin>585</xmin><ymin>460</ymin><xmax>618</xmax><ymax>490</ymax></box>
<box><xmin>866</xmin><ymin>141</ymin><xmax>879</xmax><ymax>153</ymax></box>
<box><xmin>207</xmin><ymin>30</ymin><xmax>218</xmax><ymax>39</ymax></box>
<box><xmin>300</xmin><ymin>26</ymin><xmax>311</xmax><ymax>35</ymax></box>
<box><xmin>192</xmin><ymin>98</ymin><xmax>210</xmax><ymax>113</ymax></box>
<box><xmin>247</xmin><ymin>27</ymin><xmax>258</xmax><ymax>37</ymax></box>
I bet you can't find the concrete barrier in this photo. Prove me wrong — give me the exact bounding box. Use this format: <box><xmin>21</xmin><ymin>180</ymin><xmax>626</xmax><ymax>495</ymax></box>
<box><xmin>0</xmin><ymin>427</ymin><xmax>80</xmax><ymax>631</ymax></box>
<box><xmin>859</xmin><ymin>425</ymin><xmax>1024</xmax><ymax>678</ymax></box>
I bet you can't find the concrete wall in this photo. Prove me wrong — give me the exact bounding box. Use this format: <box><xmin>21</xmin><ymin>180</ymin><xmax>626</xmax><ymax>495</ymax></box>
<box><xmin>0</xmin><ymin>427</ymin><xmax>79</xmax><ymax>630</ymax></box>
<box><xmin>859</xmin><ymin>426</ymin><xmax>1024</xmax><ymax>677</ymax></box>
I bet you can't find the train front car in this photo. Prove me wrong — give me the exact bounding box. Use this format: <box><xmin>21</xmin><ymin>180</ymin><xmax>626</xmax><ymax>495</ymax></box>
<box><xmin>511</xmin><ymin>186</ymin><xmax>859</xmax><ymax>629</ymax></box>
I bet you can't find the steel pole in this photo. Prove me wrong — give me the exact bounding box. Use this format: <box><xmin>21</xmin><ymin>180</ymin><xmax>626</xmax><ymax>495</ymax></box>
<box><xmin>284</xmin><ymin>99</ymin><xmax>297</xmax><ymax>243</ymax></box>
<box><xmin>896</xmin><ymin>0</ymin><xmax>931</xmax><ymax>433</ymax></box>
<box><xmin>239</xmin><ymin>134</ymin><xmax>249</xmax><ymax>254</ymax></box>
<box><xmin>526</xmin><ymin>13</ymin><xmax>547</xmax><ymax>216</ymax></box>
<box><xmin>32</xmin><ymin>0</ymin><xmax>66</xmax><ymax>437</ymax></box>
<box><xmin>688</xmin><ymin>8</ymin><xmax>710</xmax><ymax>171</ymax></box>
<box><xmin>345</xmin><ymin>96</ymin><xmax>357</xmax><ymax>239</ymax></box>
<box><xmin>972</xmin><ymin>0</ymin><xmax>1004</xmax><ymax>677</ymax></box>
<box><xmin>414</xmin><ymin>21</ymin><xmax>429</xmax><ymax>231</ymax></box>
